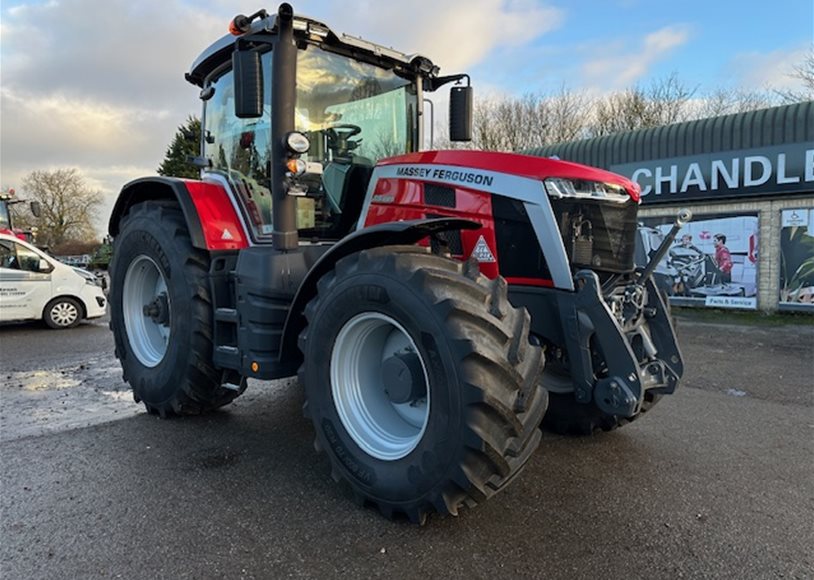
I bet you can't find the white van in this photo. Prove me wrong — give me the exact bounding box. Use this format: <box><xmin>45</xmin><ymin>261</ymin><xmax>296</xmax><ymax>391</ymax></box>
<box><xmin>0</xmin><ymin>233</ymin><xmax>107</xmax><ymax>328</ymax></box>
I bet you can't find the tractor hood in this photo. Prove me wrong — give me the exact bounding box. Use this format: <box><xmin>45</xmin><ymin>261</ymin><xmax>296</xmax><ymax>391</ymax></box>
<box><xmin>378</xmin><ymin>150</ymin><xmax>641</xmax><ymax>202</ymax></box>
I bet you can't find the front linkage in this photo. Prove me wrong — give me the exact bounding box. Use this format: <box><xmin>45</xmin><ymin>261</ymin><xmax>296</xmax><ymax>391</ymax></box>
<box><xmin>556</xmin><ymin>209</ymin><xmax>691</xmax><ymax>418</ymax></box>
<box><xmin>557</xmin><ymin>272</ymin><xmax>682</xmax><ymax>418</ymax></box>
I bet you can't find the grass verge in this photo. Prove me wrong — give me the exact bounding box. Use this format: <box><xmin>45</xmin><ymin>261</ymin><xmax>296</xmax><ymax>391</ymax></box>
<box><xmin>674</xmin><ymin>307</ymin><xmax>814</xmax><ymax>327</ymax></box>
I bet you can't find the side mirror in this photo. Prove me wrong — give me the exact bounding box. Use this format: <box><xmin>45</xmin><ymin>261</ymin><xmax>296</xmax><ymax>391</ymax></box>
<box><xmin>30</xmin><ymin>201</ymin><xmax>42</xmax><ymax>218</ymax></box>
<box><xmin>449</xmin><ymin>85</ymin><xmax>473</xmax><ymax>142</ymax></box>
<box><xmin>233</xmin><ymin>48</ymin><xmax>263</xmax><ymax>118</ymax></box>
<box><xmin>38</xmin><ymin>259</ymin><xmax>51</xmax><ymax>273</ymax></box>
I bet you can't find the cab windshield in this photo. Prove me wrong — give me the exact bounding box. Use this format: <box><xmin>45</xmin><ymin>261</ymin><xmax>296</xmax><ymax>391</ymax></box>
<box><xmin>295</xmin><ymin>45</ymin><xmax>417</xmax><ymax>163</ymax></box>
<box><xmin>294</xmin><ymin>45</ymin><xmax>417</xmax><ymax>238</ymax></box>
<box><xmin>203</xmin><ymin>43</ymin><xmax>418</xmax><ymax>240</ymax></box>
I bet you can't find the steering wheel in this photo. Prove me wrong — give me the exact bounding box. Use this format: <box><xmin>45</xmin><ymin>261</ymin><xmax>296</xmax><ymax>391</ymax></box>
<box><xmin>325</xmin><ymin>124</ymin><xmax>363</xmax><ymax>160</ymax></box>
<box><xmin>327</xmin><ymin>124</ymin><xmax>362</xmax><ymax>138</ymax></box>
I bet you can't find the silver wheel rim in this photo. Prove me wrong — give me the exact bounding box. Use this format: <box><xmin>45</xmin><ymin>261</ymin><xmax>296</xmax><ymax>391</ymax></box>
<box><xmin>330</xmin><ymin>312</ymin><xmax>430</xmax><ymax>461</ymax></box>
<box><xmin>50</xmin><ymin>301</ymin><xmax>79</xmax><ymax>327</ymax></box>
<box><xmin>123</xmin><ymin>255</ymin><xmax>170</xmax><ymax>368</ymax></box>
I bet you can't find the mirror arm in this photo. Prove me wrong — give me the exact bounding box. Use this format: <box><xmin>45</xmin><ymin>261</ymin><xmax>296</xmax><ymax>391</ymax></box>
<box><xmin>425</xmin><ymin>73</ymin><xmax>470</xmax><ymax>92</ymax></box>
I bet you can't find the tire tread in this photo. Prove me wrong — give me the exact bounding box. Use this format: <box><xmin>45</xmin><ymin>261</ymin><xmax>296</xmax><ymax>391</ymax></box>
<box><xmin>300</xmin><ymin>245</ymin><xmax>547</xmax><ymax>521</ymax></box>
<box><xmin>110</xmin><ymin>202</ymin><xmax>245</xmax><ymax>417</ymax></box>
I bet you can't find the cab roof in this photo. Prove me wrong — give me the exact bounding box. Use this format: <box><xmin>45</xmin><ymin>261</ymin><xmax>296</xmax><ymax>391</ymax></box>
<box><xmin>186</xmin><ymin>12</ymin><xmax>438</xmax><ymax>86</ymax></box>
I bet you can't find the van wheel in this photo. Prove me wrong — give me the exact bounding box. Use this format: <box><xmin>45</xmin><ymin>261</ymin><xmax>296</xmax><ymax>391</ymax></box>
<box><xmin>44</xmin><ymin>297</ymin><xmax>82</xmax><ymax>329</ymax></box>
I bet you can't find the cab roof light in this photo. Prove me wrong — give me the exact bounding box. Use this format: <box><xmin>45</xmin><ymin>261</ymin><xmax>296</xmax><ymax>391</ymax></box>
<box><xmin>229</xmin><ymin>9</ymin><xmax>269</xmax><ymax>36</ymax></box>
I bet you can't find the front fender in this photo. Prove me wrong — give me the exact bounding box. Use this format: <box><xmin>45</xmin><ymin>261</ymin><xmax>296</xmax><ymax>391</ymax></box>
<box><xmin>279</xmin><ymin>217</ymin><xmax>480</xmax><ymax>362</ymax></box>
<box><xmin>108</xmin><ymin>177</ymin><xmax>248</xmax><ymax>251</ymax></box>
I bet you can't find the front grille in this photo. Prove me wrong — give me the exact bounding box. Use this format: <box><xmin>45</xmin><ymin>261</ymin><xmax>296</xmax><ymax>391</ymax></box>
<box><xmin>552</xmin><ymin>199</ymin><xmax>638</xmax><ymax>272</ymax></box>
<box><xmin>424</xmin><ymin>183</ymin><xmax>456</xmax><ymax>208</ymax></box>
<box><xmin>426</xmin><ymin>213</ymin><xmax>463</xmax><ymax>255</ymax></box>
<box><xmin>491</xmin><ymin>195</ymin><xmax>551</xmax><ymax>279</ymax></box>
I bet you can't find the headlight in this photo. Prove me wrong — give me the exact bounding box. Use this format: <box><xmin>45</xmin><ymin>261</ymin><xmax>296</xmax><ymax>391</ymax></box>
<box><xmin>544</xmin><ymin>178</ymin><xmax>630</xmax><ymax>203</ymax></box>
<box><xmin>73</xmin><ymin>267</ymin><xmax>101</xmax><ymax>286</ymax></box>
<box><xmin>285</xmin><ymin>158</ymin><xmax>308</xmax><ymax>176</ymax></box>
<box><xmin>285</xmin><ymin>131</ymin><xmax>310</xmax><ymax>154</ymax></box>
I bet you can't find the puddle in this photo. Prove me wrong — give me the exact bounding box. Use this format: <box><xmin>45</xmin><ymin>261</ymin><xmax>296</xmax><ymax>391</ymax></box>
<box><xmin>0</xmin><ymin>354</ymin><xmax>142</xmax><ymax>442</ymax></box>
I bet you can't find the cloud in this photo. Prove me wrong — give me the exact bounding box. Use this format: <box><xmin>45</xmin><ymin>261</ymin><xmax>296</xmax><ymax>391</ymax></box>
<box><xmin>728</xmin><ymin>44</ymin><xmax>811</xmax><ymax>91</ymax></box>
<box><xmin>319</xmin><ymin>0</ymin><xmax>564</xmax><ymax>72</ymax></box>
<box><xmin>0</xmin><ymin>87</ymin><xmax>179</xmax><ymax>232</ymax></box>
<box><xmin>1</xmin><ymin>0</ymin><xmax>228</xmax><ymax>107</ymax></box>
<box><xmin>581</xmin><ymin>25</ymin><xmax>692</xmax><ymax>89</ymax></box>
<box><xmin>1</xmin><ymin>0</ymin><xmax>564</xmax><ymax>235</ymax></box>
<box><xmin>0</xmin><ymin>0</ymin><xmax>231</xmax><ymax>234</ymax></box>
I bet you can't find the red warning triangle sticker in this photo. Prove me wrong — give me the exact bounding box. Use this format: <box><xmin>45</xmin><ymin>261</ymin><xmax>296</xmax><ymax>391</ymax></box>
<box><xmin>471</xmin><ymin>235</ymin><xmax>496</xmax><ymax>263</ymax></box>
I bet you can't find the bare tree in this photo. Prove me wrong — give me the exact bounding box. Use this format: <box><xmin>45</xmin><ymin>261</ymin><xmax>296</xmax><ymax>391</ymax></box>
<box><xmin>474</xmin><ymin>95</ymin><xmax>537</xmax><ymax>151</ymax></box>
<box><xmin>432</xmin><ymin>72</ymin><xmax>780</xmax><ymax>152</ymax></box>
<box><xmin>546</xmin><ymin>85</ymin><xmax>591</xmax><ymax>143</ymax></box>
<box><xmin>469</xmin><ymin>88</ymin><xmax>591</xmax><ymax>151</ymax></box>
<box><xmin>777</xmin><ymin>48</ymin><xmax>814</xmax><ymax>103</ymax></box>
<box><xmin>590</xmin><ymin>73</ymin><xmax>695</xmax><ymax>136</ymax></box>
<box><xmin>696</xmin><ymin>87</ymin><xmax>775</xmax><ymax>118</ymax></box>
<box><xmin>21</xmin><ymin>168</ymin><xmax>102</xmax><ymax>248</ymax></box>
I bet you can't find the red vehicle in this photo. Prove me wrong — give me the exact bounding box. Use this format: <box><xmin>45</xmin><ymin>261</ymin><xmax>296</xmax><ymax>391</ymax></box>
<box><xmin>108</xmin><ymin>4</ymin><xmax>689</xmax><ymax>523</ymax></box>
<box><xmin>0</xmin><ymin>189</ymin><xmax>40</xmax><ymax>242</ymax></box>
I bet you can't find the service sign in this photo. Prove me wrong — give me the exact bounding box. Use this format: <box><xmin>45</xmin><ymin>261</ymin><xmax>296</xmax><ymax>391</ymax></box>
<box><xmin>636</xmin><ymin>212</ymin><xmax>759</xmax><ymax>310</ymax></box>
<box><xmin>611</xmin><ymin>143</ymin><xmax>814</xmax><ymax>204</ymax></box>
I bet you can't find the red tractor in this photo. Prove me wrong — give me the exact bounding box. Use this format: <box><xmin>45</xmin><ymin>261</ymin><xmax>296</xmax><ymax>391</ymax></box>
<box><xmin>0</xmin><ymin>188</ymin><xmax>41</xmax><ymax>243</ymax></box>
<box><xmin>108</xmin><ymin>4</ymin><xmax>689</xmax><ymax>523</ymax></box>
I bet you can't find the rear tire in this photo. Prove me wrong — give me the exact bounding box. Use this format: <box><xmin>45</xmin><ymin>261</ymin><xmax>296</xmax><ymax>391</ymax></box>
<box><xmin>109</xmin><ymin>201</ymin><xmax>246</xmax><ymax>417</ymax></box>
<box><xmin>299</xmin><ymin>247</ymin><xmax>547</xmax><ymax>522</ymax></box>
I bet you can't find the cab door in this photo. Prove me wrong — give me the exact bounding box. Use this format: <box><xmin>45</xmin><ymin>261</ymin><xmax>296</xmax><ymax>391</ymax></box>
<box><xmin>0</xmin><ymin>239</ymin><xmax>53</xmax><ymax>321</ymax></box>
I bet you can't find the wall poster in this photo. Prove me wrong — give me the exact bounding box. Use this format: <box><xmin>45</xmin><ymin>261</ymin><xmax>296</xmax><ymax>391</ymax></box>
<box><xmin>779</xmin><ymin>208</ymin><xmax>814</xmax><ymax>309</ymax></box>
<box><xmin>636</xmin><ymin>213</ymin><xmax>759</xmax><ymax>309</ymax></box>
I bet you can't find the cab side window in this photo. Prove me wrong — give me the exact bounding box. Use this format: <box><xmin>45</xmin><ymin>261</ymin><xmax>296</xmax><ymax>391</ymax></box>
<box><xmin>0</xmin><ymin>241</ymin><xmax>18</xmax><ymax>269</ymax></box>
<box><xmin>204</xmin><ymin>50</ymin><xmax>274</xmax><ymax>237</ymax></box>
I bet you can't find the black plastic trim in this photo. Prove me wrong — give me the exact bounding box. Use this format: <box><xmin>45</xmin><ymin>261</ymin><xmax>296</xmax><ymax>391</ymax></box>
<box><xmin>278</xmin><ymin>217</ymin><xmax>481</xmax><ymax>362</ymax></box>
<box><xmin>108</xmin><ymin>177</ymin><xmax>207</xmax><ymax>249</ymax></box>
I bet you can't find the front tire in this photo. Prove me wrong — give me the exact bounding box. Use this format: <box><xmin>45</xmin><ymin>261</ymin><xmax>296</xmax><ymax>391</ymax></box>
<box><xmin>109</xmin><ymin>201</ymin><xmax>245</xmax><ymax>417</ymax></box>
<box><xmin>299</xmin><ymin>247</ymin><xmax>547</xmax><ymax>522</ymax></box>
<box><xmin>543</xmin><ymin>390</ymin><xmax>662</xmax><ymax>436</ymax></box>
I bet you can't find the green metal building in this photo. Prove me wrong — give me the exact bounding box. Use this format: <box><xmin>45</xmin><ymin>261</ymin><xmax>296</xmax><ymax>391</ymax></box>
<box><xmin>526</xmin><ymin>102</ymin><xmax>814</xmax><ymax>312</ymax></box>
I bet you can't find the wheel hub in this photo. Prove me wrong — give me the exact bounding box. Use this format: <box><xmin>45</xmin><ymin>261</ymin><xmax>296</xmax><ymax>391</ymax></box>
<box><xmin>143</xmin><ymin>293</ymin><xmax>170</xmax><ymax>326</ymax></box>
<box><xmin>381</xmin><ymin>352</ymin><xmax>427</xmax><ymax>404</ymax></box>
<box><xmin>122</xmin><ymin>255</ymin><xmax>171</xmax><ymax>368</ymax></box>
<box><xmin>330</xmin><ymin>312</ymin><xmax>430</xmax><ymax>461</ymax></box>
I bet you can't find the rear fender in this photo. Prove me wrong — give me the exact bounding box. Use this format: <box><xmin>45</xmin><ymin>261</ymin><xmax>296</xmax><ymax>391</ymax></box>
<box><xmin>278</xmin><ymin>217</ymin><xmax>481</xmax><ymax>363</ymax></box>
<box><xmin>108</xmin><ymin>177</ymin><xmax>249</xmax><ymax>251</ymax></box>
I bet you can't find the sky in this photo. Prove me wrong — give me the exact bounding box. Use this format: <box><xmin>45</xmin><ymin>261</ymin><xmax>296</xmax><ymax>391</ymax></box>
<box><xmin>1</xmin><ymin>0</ymin><xmax>812</xmax><ymax>235</ymax></box>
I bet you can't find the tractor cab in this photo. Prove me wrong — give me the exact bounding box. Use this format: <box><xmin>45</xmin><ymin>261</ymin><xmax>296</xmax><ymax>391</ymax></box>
<box><xmin>186</xmin><ymin>7</ymin><xmax>470</xmax><ymax>244</ymax></box>
<box><xmin>0</xmin><ymin>188</ymin><xmax>41</xmax><ymax>243</ymax></box>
